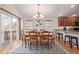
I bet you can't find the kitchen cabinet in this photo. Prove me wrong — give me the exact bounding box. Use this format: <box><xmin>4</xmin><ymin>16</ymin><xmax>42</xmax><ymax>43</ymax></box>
<box><xmin>58</xmin><ymin>16</ymin><xmax>79</xmax><ymax>26</ymax></box>
<box><xmin>58</xmin><ymin>17</ymin><xmax>69</xmax><ymax>26</ymax></box>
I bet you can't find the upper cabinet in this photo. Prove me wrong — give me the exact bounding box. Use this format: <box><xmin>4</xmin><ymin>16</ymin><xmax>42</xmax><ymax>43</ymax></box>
<box><xmin>58</xmin><ymin>16</ymin><xmax>71</xmax><ymax>26</ymax></box>
<box><xmin>58</xmin><ymin>16</ymin><xmax>79</xmax><ymax>26</ymax></box>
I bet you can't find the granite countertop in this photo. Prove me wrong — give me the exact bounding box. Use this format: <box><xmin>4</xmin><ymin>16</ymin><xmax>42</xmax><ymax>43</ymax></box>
<box><xmin>58</xmin><ymin>30</ymin><xmax>79</xmax><ymax>37</ymax></box>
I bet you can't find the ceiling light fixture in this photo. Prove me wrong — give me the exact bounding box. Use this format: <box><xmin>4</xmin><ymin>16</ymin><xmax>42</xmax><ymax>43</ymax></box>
<box><xmin>33</xmin><ymin>4</ymin><xmax>44</xmax><ymax>23</ymax></box>
<box><xmin>70</xmin><ymin>5</ymin><xmax>75</xmax><ymax>8</ymax></box>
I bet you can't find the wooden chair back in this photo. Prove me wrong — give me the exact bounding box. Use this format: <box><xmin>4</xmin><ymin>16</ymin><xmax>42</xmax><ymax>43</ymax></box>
<box><xmin>29</xmin><ymin>31</ymin><xmax>37</xmax><ymax>35</ymax></box>
<box><xmin>29</xmin><ymin>31</ymin><xmax>38</xmax><ymax>42</ymax></box>
<box><xmin>40</xmin><ymin>31</ymin><xmax>50</xmax><ymax>35</ymax></box>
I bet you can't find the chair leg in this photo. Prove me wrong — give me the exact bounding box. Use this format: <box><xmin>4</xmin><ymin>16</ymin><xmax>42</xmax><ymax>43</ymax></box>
<box><xmin>25</xmin><ymin>39</ymin><xmax>26</xmax><ymax>48</ymax></box>
<box><xmin>29</xmin><ymin>41</ymin><xmax>31</xmax><ymax>49</ymax></box>
<box><xmin>69</xmin><ymin>38</ymin><xmax>71</xmax><ymax>44</ymax></box>
<box><xmin>64</xmin><ymin>36</ymin><xmax>66</xmax><ymax>44</ymax></box>
<box><xmin>41</xmin><ymin>43</ymin><xmax>43</xmax><ymax>49</ymax></box>
<box><xmin>36</xmin><ymin>41</ymin><xmax>38</xmax><ymax>50</ymax></box>
<box><xmin>70</xmin><ymin>39</ymin><xmax>72</xmax><ymax>48</ymax></box>
<box><xmin>22</xmin><ymin>36</ymin><xmax>23</xmax><ymax>45</ymax></box>
<box><xmin>76</xmin><ymin>39</ymin><xmax>78</xmax><ymax>48</ymax></box>
<box><xmin>48</xmin><ymin>42</ymin><xmax>49</xmax><ymax>49</ymax></box>
<box><xmin>62</xmin><ymin>35</ymin><xmax>63</xmax><ymax>40</ymax></box>
<box><xmin>28</xmin><ymin>40</ymin><xmax>29</xmax><ymax>46</ymax></box>
<box><xmin>50</xmin><ymin>39</ymin><xmax>53</xmax><ymax>48</ymax></box>
<box><xmin>51</xmin><ymin>39</ymin><xmax>52</xmax><ymax>47</ymax></box>
<box><xmin>22</xmin><ymin>40</ymin><xmax>23</xmax><ymax>45</ymax></box>
<box><xmin>53</xmin><ymin>39</ymin><xmax>55</xmax><ymax>45</ymax></box>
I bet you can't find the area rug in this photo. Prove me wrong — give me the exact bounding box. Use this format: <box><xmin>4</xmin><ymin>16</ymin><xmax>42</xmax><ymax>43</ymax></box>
<box><xmin>10</xmin><ymin>43</ymin><xmax>67</xmax><ymax>54</ymax></box>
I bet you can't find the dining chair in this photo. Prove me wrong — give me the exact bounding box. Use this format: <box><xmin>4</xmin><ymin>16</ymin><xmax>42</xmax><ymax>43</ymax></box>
<box><xmin>29</xmin><ymin>31</ymin><xmax>38</xmax><ymax>49</ymax></box>
<box><xmin>20</xmin><ymin>30</ymin><xmax>25</xmax><ymax>45</ymax></box>
<box><xmin>49</xmin><ymin>32</ymin><xmax>54</xmax><ymax>47</ymax></box>
<box><xmin>40</xmin><ymin>35</ymin><xmax>50</xmax><ymax>49</ymax></box>
<box><xmin>40</xmin><ymin>31</ymin><xmax>50</xmax><ymax>49</ymax></box>
<box><xmin>24</xmin><ymin>31</ymin><xmax>30</xmax><ymax>48</ymax></box>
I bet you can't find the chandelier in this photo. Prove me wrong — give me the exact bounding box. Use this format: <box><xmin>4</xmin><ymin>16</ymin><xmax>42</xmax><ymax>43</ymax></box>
<box><xmin>33</xmin><ymin>4</ymin><xmax>44</xmax><ymax>23</ymax></box>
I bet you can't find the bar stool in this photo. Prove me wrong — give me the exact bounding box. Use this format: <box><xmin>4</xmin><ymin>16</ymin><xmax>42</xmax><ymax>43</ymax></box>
<box><xmin>56</xmin><ymin>33</ymin><xmax>63</xmax><ymax>40</ymax></box>
<box><xmin>70</xmin><ymin>36</ymin><xmax>78</xmax><ymax>48</ymax></box>
<box><xmin>60</xmin><ymin>33</ymin><xmax>63</xmax><ymax>40</ymax></box>
<box><xmin>64</xmin><ymin>35</ymin><xmax>78</xmax><ymax>49</ymax></box>
<box><xmin>64</xmin><ymin>35</ymin><xmax>71</xmax><ymax>44</ymax></box>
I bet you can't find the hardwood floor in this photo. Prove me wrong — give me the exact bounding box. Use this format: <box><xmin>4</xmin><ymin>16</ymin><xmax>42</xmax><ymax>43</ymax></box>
<box><xmin>0</xmin><ymin>37</ymin><xmax>79</xmax><ymax>54</ymax></box>
<box><xmin>0</xmin><ymin>40</ymin><xmax>21</xmax><ymax>54</ymax></box>
<box><xmin>55</xmin><ymin>38</ymin><xmax>79</xmax><ymax>54</ymax></box>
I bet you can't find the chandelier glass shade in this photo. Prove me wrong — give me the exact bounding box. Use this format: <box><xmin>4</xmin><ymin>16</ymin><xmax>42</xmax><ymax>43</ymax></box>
<box><xmin>33</xmin><ymin>4</ymin><xmax>44</xmax><ymax>23</ymax></box>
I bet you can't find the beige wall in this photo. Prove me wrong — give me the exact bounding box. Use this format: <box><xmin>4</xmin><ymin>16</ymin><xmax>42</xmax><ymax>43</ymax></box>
<box><xmin>0</xmin><ymin>4</ymin><xmax>21</xmax><ymax>17</ymax></box>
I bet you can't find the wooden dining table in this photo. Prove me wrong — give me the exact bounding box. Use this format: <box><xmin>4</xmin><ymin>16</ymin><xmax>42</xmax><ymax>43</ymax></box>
<box><xmin>24</xmin><ymin>31</ymin><xmax>54</xmax><ymax>48</ymax></box>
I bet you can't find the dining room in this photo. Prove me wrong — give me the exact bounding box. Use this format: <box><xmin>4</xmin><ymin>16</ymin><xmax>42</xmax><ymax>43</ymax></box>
<box><xmin>0</xmin><ymin>4</ymin><xmax>79</xmax><ymax>54</ymax></box>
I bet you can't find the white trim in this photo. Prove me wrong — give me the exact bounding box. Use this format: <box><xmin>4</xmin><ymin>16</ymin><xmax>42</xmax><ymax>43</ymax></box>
<box><xmin>10</xmin><ymin>16</ymin><xmax>13</xmax><ymax>43</ymax></box>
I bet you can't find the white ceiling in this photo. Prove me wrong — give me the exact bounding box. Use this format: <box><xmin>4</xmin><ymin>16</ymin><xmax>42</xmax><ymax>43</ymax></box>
<box><xmin>13</xmin><ymin>4</ymin><xmax>79</xmax><ymax>20</ymax></box>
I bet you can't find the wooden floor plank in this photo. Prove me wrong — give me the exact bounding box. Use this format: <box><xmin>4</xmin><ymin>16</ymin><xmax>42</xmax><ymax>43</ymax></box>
<box><xmin>55</xmin><ymin>38</ymin><xmax>79</xmax><ymax>54</ymax></box>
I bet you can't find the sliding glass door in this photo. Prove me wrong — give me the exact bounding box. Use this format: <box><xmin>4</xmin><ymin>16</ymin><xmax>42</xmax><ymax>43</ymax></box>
<box><xmin>12</xmin><ymin>17</ymin><xmax>19</xmax><ymax>42</ymax></box>
<box><xmin>0</xmin><ymin>11</ymin><xmax>19</xmax><ymax>48</ymax></box>
<box><xmin>0</xmin><ymin>14</ymin><xmax>11</xmax><ymax>47</ymax></box>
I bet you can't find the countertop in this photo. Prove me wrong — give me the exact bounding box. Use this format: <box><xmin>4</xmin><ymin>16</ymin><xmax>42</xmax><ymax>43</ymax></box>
<box><xmin>57</xmin><ymin>30</ymin><xmax>79</xmax><ymax>37</ymax></box>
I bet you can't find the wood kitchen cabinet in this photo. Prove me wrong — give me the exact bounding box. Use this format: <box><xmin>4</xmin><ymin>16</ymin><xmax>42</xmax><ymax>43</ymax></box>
<box><xmin>58</xmin><ymin>16</ymin><xmax>79</xmax><ymax>26</ymax></box>
<box><xmin>58</xmin><ymin>16</ymin><xmax>69</xmax><ymax>26</ymax></box>
<box><xmin>68</xmin><ymin>16</ymin><xmax>75</xmax><ymax>26</ymax></box>
<box><xmin>58</xmin><ymin>17</ymin><xmax>63</xmax><ymax>26</ymax></box>
<box><xmin>73</xmin><ymin>16</ymin><xmax>79</xmax><ymax>22</ymax></box>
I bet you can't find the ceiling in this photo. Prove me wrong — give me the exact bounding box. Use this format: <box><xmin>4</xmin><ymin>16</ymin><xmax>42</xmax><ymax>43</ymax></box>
<box><xmin>13</xmin><ymin>4</ymin><xmax>79</xmax><ymax>20</ymax></box>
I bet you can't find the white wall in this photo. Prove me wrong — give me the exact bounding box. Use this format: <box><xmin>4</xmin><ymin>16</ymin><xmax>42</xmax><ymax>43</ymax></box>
<box><xmin>51</xmin><ymin>18</ymin><xmax>59</xmax><ymax>30</ymax></box>
<box><xmin>23</xmin><ymin>17</ymin><xmax>59</xmax><ymax>31</ymax></box>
